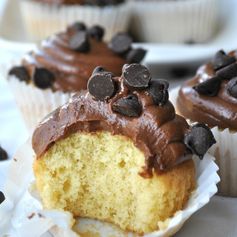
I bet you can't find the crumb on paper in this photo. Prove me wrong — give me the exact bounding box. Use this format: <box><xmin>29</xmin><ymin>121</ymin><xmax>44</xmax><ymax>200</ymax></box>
<box><xmin>28</xmin><ymin>213</ymin><xmax>35</xmax><ymax>219</ymax></box>
<box><xmin>38</xmin><ymin>213</ymin><xmax>44</xmax><ymax>218</ymax></box>
<box><xmin>158</xmin><ymin>218</ymin><xmax>170</xmax><ymax>230</ymax></box>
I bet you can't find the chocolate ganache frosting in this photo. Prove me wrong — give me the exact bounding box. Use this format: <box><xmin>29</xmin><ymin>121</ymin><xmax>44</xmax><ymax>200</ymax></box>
<box><xmin>9</xmin><ymin>22</ymin><xmax>146</xmax><ymax>92</ymax></box>
<box><xmin>177</xmin><ymin>50</ymin><xmax>237</xmax><ymax>130</ymax></box>
<box><xmin>32</xmin><ymin>64</ymin><xmax>215</xmax><ymax>177</ymax></box>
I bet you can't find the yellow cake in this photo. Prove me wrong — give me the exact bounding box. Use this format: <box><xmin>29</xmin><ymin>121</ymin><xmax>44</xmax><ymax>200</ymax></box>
<box><xmin>32</xmin><ymin>64</ymin><xmax>215</xmax><ymax>234</ymax></box>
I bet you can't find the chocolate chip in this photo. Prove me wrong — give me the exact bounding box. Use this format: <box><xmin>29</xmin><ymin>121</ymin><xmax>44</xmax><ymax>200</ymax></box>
<box><xmin>126</xmin><ymin>48</ymin><xmax>147</xmax><ymax>63</ymax></box>
<box><xmin>67</xmin><ymin>22</ymin><xmax>87</xmax><ymax>33</ymax></box>
<box><xmin>148</xmin><ymin>79</ymin><xmax>169</xmax><ymax>106</ymax></box>
<box><xmin>184</xmin><ymin>123</ymin><xmax>216</xmax><ymax>158</ymax></box>
<box><xmin>69</xmin><ymin>31</ymin><xmax>90</xmax><ymax>52</ymax></box>
<box><xmin>109</xmin><ymin>33</ymin><xmax>132</xmax><ymax>54</ymax></box>
<box><xmin>88</xmin><ymin>72</ymin><xmax>115</xmax><ymax>100</ymax></box>
<box><xmin>170</xmin><ymin>67</ymin><xmax>190</xmax><ymax>78</ymax></box>
<box><xmin>112</xmin><ymin>94</ymin><xmax>142</xmax><ymax>117</ymax></box>
<box><xmin>88</xmin><ymin>25</ymin><xmax>104</xmax><ymax>41</ymax></box>
<box><xmin>193</xmin><ymin>76</ymin><xmax>222</xmax><ymax>97</ymax></box>
<box><xmin>122</xmin><ymin>64</ymin><xmax>151</xmax><ymax>89</ymax></box>
<box><xmin>212</xmin><ymin>50</ymin><xmax>236</xmax><ymax>71</ymax></box>
<box><xmin>0</xmin><ymin>191</ymin><xmax>5</xmax><ymax>204</ymax></box>
<box><xmin>227</xmin><ymin>77</ymin><xmax>237</xmax><ymax>98</ymax></box>
<box><xmin>216</xmin><ymin>63</ymin><xmax>237</xmax><ymax>80</ymax></box>
<box><xmin>33</xmin><ymin>68</ymin><xmax>55</xmax><ymax>89</ymax></box>
<box><xmin>92</xmin><ymin>66</ymin><xmax>105</xmax><ymax>75</ymax></box>
<box><xmin>0</xmin><ymin>146</ymin><xmax>8</xmax><ymax>161</ymax></box>
<box><xmin>8</xmin><ymin>66</ymin><xmax>30</xmax><ymax>82</ymax></box>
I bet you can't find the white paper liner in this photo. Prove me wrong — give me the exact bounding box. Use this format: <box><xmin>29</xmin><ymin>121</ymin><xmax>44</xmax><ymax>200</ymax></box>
<box><xmin>8</xmin><ymin>77</ymin><xmax>72</xmax><ymax>133</ymax></box>
<box><xmin>20</xmin><ymin>0</ymin><xmax>130</xmax><ymax>42</ymax></box>
<box><xmin>0</xmin><ymin>138</ymin><xmax>219</xmax><ymax>237</ymax></box>
<box><xmin>170</xmin><ymin>86</ymin><xmax>237</xmax><ymax>197</ymax></box>
<box><xmin>130</xmin><ymin>0</ymin><xmax>219</xmax><ymax>43</ymax></box>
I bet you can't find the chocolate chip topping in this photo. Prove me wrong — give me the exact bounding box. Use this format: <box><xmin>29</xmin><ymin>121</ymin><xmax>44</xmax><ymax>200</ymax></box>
<box><xmin>33</xmin><ymin>68</ymin><xmax>55</xmax><ymax>89</ymax></box>
<box><xmin>69</xmin><ymin>31</ymin><xmax>90</xmax><ymax>52</ymax></box>
<box><xmin>33</xmin><ymin>63</ymin><xmax>216</xmax><ymax>176</ymax></box>
<box><xmin>216</xmin><ymin>62</ymin><xmax>237</xmax><ymax>80</ymax></box>
<box><xmin>0</xmin><ymin>191</ymin><xmax>5</xmax><ymax>204</ymax></box>
<box><xmin>212</xmin><ymin>50</ymin><xmax>236</xmax><ymax>71</ymax></box>
<box><xmin>126</xmin><ymin>48</ymin><xmax>147</xmax><ymax>64</ymax></box>
<box><xmin>109</xmin><ymin>33</ymin><xmax>132</xmax><ymax>54</ymax></box>
<box><xmin>148</xmin><ymin>79</ymin><xmax>169</xmax><ymax>106</ymax></box>
<box><xmin>122</xmin><ymin>64</ymin><xmax>151</xmax><ymax>89</ymax></box>
<box><xmin>227</xmin><ymin>77</ymin><xmax>237</xmax><ymax>98</ymax></box>
<box><xmin>112</xmin><ymin>94</ymin><xmax>142</xmax><ymax>117</ymax></box>
<box><xmin>0</xmin><ymin>146</ymin><xmax>8</xmax><ymax>161</ymax></box>
<box><xmin>184</xmin><ymin>123</ymin><xmax>216</xmax><ymax>159</ymax></box>
<box><xmin>92</xmin><ymin>66</ymin><xmax>106</xmax><ymax>75</ymax></box>
<box><xmin>193</xmin><ymin>76</ymin><xmax>222</xmax><ymax>97</ymax></box>
<box><xmin>88</xmin><ymin>25</ymin><xmax>104</xmax><ymax>41</ymax></box>
<box><xmin>9</xmin><ymin>66</ymin><xmax>30</xmax><ymax>82</ymax></box>
<box><xmin>88</xmin><ymin>72</ymin><xmax>115</xmax><ymax>101</ymax></box>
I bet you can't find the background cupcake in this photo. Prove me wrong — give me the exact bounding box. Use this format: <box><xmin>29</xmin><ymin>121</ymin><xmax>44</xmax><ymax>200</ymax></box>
<box><xmin>20</xmin><ymin>0</ymin><xmax>130</xmax><ymax>42</ymax></box>
<box><xmin>175</xmin><ymin>49</ymin><xmax>237</xmax><ymax>197</ymax></box>
<box><xmin>7</xmin><ymin>22</ymin><xmax>147</xmax><ymax>131</ymax></box>
<box><xmin>130</xmin><ymin>0</ymin><xmax>219</xmax><ymax>43</ymax></box>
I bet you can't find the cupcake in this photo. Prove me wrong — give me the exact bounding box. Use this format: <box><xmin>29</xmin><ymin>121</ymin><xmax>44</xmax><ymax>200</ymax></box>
<box><xmin>8</xmin><ymin>22</ymin><xmax>146</xmax><ymax>131</ymax></box>
<box><xmin>20</xmin><ymin>0</ymin><xmax>130</xmax><ymax>42</ymax></box>
<box><xmin>130</xmin><ymin>0</ymin><xmax>219</xmax><ymax>43</ymax></box>
<box><xmin>32</xmin><ymin>64</ymin><xmax>215</xmax><ymax>234</ymax></box>
<box><xmin>176</xmin><ymin>49</ymin><xmax>237</xmax><ymax>197</ymax></box>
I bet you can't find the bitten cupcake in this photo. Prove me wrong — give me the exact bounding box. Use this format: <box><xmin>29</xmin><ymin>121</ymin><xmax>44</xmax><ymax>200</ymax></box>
<box><xmin>176</xmin><ymin>49</ymin><xmax>237</xmax><ymax>197</ymax></box>
<box><xmin>8</xmin><ymin>22</ymin><xmax>146</xmax><ymax>131</ymax></box>
<box><xmin>20</xmin><ymin>0</ymin><xmax>130</xmax><ymax>42</ymax></box>
<box><xmin>32</xmin><ymin>64</ymin><xmax>215</xmax><ymax>235</ymax></box>
<box><xmin>130</xmin><ymin>0</ymin><xmax>219</xmax><ymax>43</ymax></box>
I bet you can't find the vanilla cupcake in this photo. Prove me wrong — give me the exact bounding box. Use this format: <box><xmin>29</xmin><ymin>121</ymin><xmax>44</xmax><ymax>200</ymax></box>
<box><xmin>32</xmin><ymin>64</ymin><xmax>215</xmax><ymax>235</ymax></box>
<box><xmin>7</xmin><ymin>22</ymin><xmax>147</xmax><ymax>131</ymax></box>
<box><xmin>176</xmin><ymin>49</ymin><xmax>237</xmax><ymax>197</ymax></box>
<box><xmin>130</xmin><ymin>0</ymin><xmax>219</xmax><ymax>43</ymax></box>
<box><xmin>20</xmin><ymin>0</ymin><xmax>130</xmax><ymax>42</ymax></box>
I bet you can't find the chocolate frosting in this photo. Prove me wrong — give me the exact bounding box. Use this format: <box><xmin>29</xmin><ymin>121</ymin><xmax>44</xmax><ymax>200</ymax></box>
<box><xmin>32</xmin><ymin>72</ymin><xmax>192</xmax><ymax>177</ymax></box>
<box><xmin>22</xmin><ymin>29</ymin><xmax>126</xmax><ymax>92</ymax></box>
<box><xmin>177</xmin><ymin>51</ymin><xmax>237</xmax><ymax>130</ymax></box>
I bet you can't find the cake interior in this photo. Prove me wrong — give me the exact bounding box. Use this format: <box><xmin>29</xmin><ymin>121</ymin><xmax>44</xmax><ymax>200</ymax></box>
<box><xmin>34</xmin><ymin>131</ymin><xmax>195</xmax><ymax>234</ymax></box>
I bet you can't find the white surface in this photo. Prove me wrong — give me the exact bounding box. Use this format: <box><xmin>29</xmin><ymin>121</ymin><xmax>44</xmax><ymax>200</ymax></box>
<box><xmin>0</xmin><ymin>0</ymin><xmax>237</xmax><ymax>65</ymax></box>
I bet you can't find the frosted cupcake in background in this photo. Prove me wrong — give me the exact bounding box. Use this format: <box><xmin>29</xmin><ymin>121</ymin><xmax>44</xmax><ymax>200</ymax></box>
<box><xmin>175</xmin><ymin>49</ymin><xmax>237</xmax><ymax>197</ymax></box>
<box><xmin>20</xmin><ymin>0</ymin><xmax>130</xmax><ymax>42</ymax></box>
<box><xmin>7</xmin><ymin>22</ymin><xmax>147</xmax><ymax>131</ymax></box>
<box><xmin>130</xmin><ymin>0</ymin><xmax>219</xmax><ymax>43</ymax></box>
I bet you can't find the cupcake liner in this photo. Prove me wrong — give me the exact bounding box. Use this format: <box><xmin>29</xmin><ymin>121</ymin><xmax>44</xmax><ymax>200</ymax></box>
<box><xmin>170</xmin><ymin>87</ymin><xmax>237</xmax><ymax>197</ymax></box>
<box><xmin>7</xmin><ymin>77</ymin><xmax>72</xmax><ymax>132</ymax></box>
<box><xmin>0</xmin><ymin>56</ymin><xmax>72</xmax><ymax>132</ymax></box>
<box><xmin>208</xmin><ymin>127</ymin><xmax>237</xmax><ymax>197</ymax></box>
<box><xmin>130</xmin><ymin>0</ymin><xmax>219</xmax><ymax>43</ymax></box>
<box><xmin>20</xmin><ymin>0</ymin><xmax>130</xmax><ymax>42</ymax></box>
<box><xmin>0</xmin><ymin>139</ymin><xmax>219</xmax><ymax>236</ymax></box>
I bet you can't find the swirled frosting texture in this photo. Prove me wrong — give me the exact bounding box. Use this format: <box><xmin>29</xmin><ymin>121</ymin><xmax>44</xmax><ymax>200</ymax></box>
<box><xmin>22</xmin><ymin>29</ymin><xmax>126</xmax><ymax>92</ymax></box>
<box><xmin>177</xmin><ymin>51</ymin><xmax>237</xmax><ymax>130</ymax></box>
<box><xmin>32</xmin><ymin>72</ymin><xmax>192</xmax><ymax>177</ymax></box>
